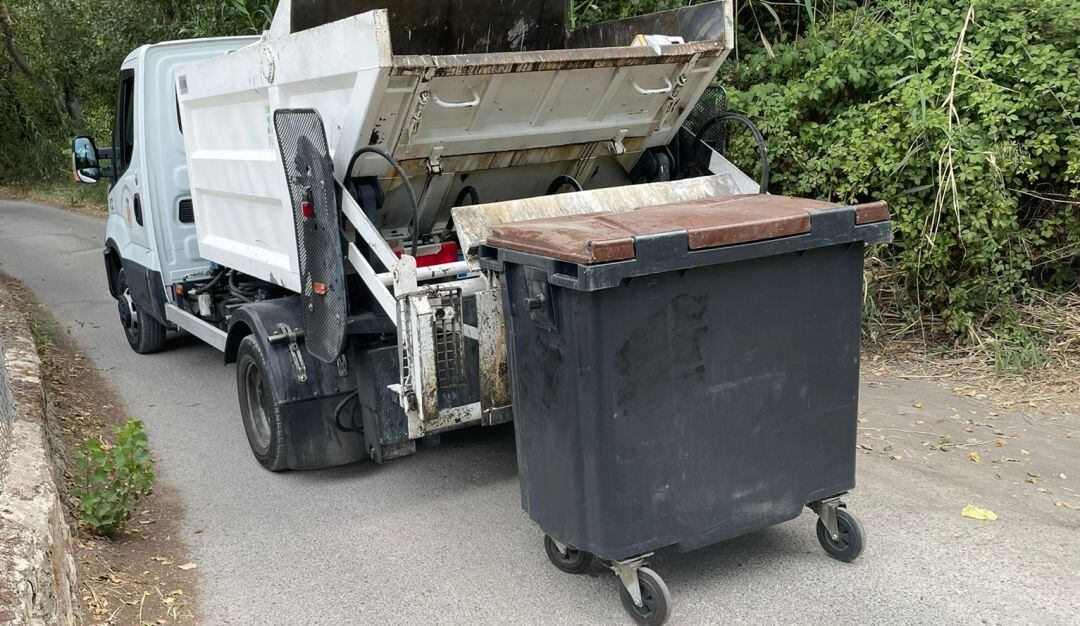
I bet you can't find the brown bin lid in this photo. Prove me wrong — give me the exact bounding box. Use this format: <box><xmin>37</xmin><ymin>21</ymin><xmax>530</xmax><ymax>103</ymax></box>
<box><xmin>487</xmin><ymin>194</ymin><xmax>882</xmax><ymax>265</ymax></box>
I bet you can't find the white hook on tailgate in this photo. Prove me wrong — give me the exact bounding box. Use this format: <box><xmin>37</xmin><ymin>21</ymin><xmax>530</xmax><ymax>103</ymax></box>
<box><xmin>432</xmin><ymin>89</ymin><xmax>481</xmax><ymax>109</ymax></box>
<box><xmin>632</xmin><ymin>77</ymin><xmax>674</xmax><ymax>95</ymax></box>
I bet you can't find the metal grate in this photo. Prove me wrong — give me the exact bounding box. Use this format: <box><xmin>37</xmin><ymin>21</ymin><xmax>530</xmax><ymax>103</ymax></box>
<box><xmin>398</xmin><ymin>288</ymin><xmax>467</xmax><ymax>392</ymax></box>
<box><xmin>178</xmin><ymin>198</ymin><xmax>194</xmax><ymax>223</ymax></box>
<box><xmin>273</xmin><ymin>109</ymin><xmax>347</xmax><ymax>364</ymax></box>
<box><xmin>432</xmin><ymin>288</ymin><xmax>466</xmax><ymax>388</ymax></box>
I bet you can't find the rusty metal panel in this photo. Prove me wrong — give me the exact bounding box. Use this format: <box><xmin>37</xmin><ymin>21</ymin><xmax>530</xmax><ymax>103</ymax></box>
<box><xmin>476</xmin><ymin>281</ymin><xmax>512</xmax><ymax>420</ymax></box>
<box><xmin>291</xmin><ymin>0</ymin><xmax>570</xmax><ymax>54</ymax></box>
<box><xmin>487</xmin><ymin>194</ymin><xmax>822</xmax><ymax>264</ymax></box>
<box><xmin>568</xmin><ymin>1</ymin><xmax>731</xmax><ymax>48</ymax></box>
<box><xmin>451</xmin><ymin>175</ymin><xmax>748</xmax><ymax>255</ymax></box>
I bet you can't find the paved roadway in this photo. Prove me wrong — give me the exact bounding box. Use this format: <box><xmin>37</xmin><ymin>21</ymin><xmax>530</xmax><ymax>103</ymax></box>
<box><xmin>1</xmin><ymin>199</ymin><xmax>1077</xmax><ymax>624</ymax></box>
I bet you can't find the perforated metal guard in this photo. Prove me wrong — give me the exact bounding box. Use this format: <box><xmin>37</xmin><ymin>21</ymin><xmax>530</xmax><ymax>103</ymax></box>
<box><xmin>274</xmin><ymin>109</ymin><xmax>347</xmax><ymax>364</ymax></box>
<box><xmin>684</xmin><ymin>85</ymin><xmax>728</xmax><ymax>178</ymax></box>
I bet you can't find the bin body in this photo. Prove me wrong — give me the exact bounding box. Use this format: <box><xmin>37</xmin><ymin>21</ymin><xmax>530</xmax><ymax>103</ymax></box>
<box><xmin>483</xmin><ymin>195</ymin><xmax>891</xmax><ymax>560</ymax></box>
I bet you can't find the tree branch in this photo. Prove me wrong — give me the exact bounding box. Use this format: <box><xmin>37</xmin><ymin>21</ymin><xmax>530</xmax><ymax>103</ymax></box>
<box><xmin>0</xmin><ymin>5</ymin><xmax>44</xmax><ymax>87</ymax></box>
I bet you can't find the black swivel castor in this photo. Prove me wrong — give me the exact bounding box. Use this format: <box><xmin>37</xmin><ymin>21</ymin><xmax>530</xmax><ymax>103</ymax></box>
<box><xmin>816</xmin><ymin>508</ymin><xmax>865</xmax><ymax>562</ymax></box>
<box><xmin>543</xmin><ymin>535</ymin><xmax>595</xmax><ymax>574</ymax></box>
<box><xmin>617</xmin><ymin>567</ymin><xmax>671</xmax><ymax>626</ymax></box>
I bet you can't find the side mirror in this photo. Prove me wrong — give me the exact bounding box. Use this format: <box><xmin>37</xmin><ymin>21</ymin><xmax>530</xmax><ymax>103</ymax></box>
<box><xmin>72</xmin><ymin>136</ymin><xmax>102</xmax><ymax>184</ymax></box>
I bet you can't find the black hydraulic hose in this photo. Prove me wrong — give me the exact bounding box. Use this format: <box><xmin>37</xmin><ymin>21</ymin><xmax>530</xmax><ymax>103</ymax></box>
<box><xmin>228</xmin><ymin>271</ymin><xmax>255</xmax><ymax>302</ymax></box>
<box><xmin>546</xmin><ymin>175</ymin><xmax>583</xmax><ymax>195</ymax></box>
<box><xmin>453</xmin><ymin>185</ymin><xmax>479</xmax><ymax>207</ymax></box>
<box><xmin>346</xmin><ymin>146</ymin><xmax>421</xmax><ymax>257</ymax></box>
<box><xmin>693</xmin><ymin>112</ymin><xmax>770</xmax><ymax>193</ymax></box>
<box><xmin>193</xmin><ymin>268</ymin><xmax>227</xmax><ymax>295</ymax></box>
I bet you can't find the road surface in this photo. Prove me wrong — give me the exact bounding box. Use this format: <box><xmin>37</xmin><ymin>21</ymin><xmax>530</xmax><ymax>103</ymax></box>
<box><xmin>1</xmin><ymin>198</ymin><xmax>1077</xmax><ymax>624</ymax></box>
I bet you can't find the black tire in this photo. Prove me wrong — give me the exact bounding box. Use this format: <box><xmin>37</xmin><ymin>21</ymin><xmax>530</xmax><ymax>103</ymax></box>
<box><xmin>116</xmin><ymin>269</ymin><xmax>167</xmax><ymax>354</ymax></box>
<box><xmin>618</xmin><ymin>567</ymin><xmax>671</xmax><ymax>626</ymax></box>
<box><xmin>236</xmin><ymin>335</ymin><xmax>288</xmax><ymax>471</ymax></box>
<box><xmin>543</xmin><ymin>535</ymin><xmax>594</xmax><ymax>574</ymax></box>
<box><xmin>816</xmin><ymin>508</ymin><xmax>865</xmax><ymax>563</ymax></box>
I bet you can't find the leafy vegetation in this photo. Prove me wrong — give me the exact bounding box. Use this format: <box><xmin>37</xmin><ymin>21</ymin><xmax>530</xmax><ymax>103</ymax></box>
<box><xmin>721</xmin><ymin>0</ymin><xmax>1078</xmax><ymax>333</ymax></box>
<box><xmin>72</xmin><ymin>419</ymin><xmax>155</xmax><ymax>536</ymax></box>
<box><xmin>0</xmin><ymin>0</ymin><xmax>1075</xmax><ymax>352</ymax></box>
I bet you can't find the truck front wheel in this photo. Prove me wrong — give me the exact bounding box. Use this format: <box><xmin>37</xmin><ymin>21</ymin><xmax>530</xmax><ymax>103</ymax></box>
<box><xmin>236</xmin><ymin>335</ymin><xmax>288</xmax><ymax>471</ymax></box>
<box><xmin>116</xmin><ymin>269</ymin><xmax>167</xmax><ymax>354</ymax></box>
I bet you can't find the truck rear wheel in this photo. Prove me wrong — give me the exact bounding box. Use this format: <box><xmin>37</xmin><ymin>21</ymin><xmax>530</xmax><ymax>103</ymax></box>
<box><xmin>116</xmin><ymin>269</ymin><xmax>167</xmax><ymax>354</ymax></box>
<box><xmin>236</xmin><ymin>335</ymin><xmax>288</xmax><ymax>471</ymax></box>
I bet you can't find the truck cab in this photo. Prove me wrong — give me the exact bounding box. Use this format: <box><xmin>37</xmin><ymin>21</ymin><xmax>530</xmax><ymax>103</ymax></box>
<box><xmin>74</xmin><ymin>37</ymin><xmax>256</xmax><ymax>353</ymax></box>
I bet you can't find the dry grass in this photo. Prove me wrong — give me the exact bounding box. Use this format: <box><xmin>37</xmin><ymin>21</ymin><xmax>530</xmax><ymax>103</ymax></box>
<box><xmin>864</xmin><ymin>280</ymin><xmax>1080</xmax><ymax>412</ymax></box>
<box><xmin>0</xmin><ymin>182</ymin><xmax>107</xmax><ymax>217</ymax></box>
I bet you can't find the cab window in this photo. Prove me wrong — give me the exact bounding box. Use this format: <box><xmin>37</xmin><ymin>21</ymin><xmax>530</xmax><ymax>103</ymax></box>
<box><xmin>113</xmin><ymin>69</ymin><xmax>136</xmax><ymax>179</ymax></box>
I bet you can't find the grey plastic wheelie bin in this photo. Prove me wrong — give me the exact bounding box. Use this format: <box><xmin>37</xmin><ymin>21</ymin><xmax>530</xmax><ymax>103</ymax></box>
<box><xmin>480</xmin><ymin>194</ymin><xmax>892</xmax><ymax>625</ymax></box>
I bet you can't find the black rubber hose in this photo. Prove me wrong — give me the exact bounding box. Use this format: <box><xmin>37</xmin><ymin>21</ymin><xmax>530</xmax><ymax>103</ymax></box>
<box><xmin>228</xmin><ymin>271</ymin><xmax>254</xmax><ymax>302</ymax></box>
<box><xmin>546</xmin><ymin>175</ymin><xmax>583</xmax><ymax>195</ymax></box>
<box><xmin>193</xmin><ymin>268</ymin><xmax>227</xmax><ymax>295</ymax></box>
<box><xmin>693</xmin><ymin>112</ymin><xmax>770</xmax><ymax>193</ymax></box>
<box><xmin>346</xmin><ymin>146</ymin><xmax>421</xmax><ymax>257</ymax></box>
<box><xmin>453</xmin><ymin>185</ymin><xmax>479</xmax><ymax>207</ymax></box>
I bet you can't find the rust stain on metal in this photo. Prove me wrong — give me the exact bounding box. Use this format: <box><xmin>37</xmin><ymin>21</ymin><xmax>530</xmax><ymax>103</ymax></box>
<box><xmin>452</xmin><ymin>176</ymin><xmax>748</xmax><ymax>255</ymax></box>
<box><xmin>854</xmin><ymin>200</ymin><xmax>890</xmax><ymax>224</ymax></box>
<box><xmin>485</xmin><ymin>194</ymin><xmax>867</xmax><ymax>265</ymax></box>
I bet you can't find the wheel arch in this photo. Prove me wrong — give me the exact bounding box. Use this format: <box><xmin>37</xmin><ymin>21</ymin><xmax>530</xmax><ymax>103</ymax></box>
<box><xmin>224</xmin><ymin>320</ymin><xmax>253</xmax><ymax>365</ymax></box>
<box><xmin>103</xmin><ymin>239</ymin><xmax>123</xmax><ymax>299</ymax></box>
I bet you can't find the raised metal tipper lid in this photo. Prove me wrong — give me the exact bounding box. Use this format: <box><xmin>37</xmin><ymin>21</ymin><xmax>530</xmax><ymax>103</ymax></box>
<box><xmin>479</xmin><ymin>194</ymin><xmax>892</xmax><ymax>291</ymax></box>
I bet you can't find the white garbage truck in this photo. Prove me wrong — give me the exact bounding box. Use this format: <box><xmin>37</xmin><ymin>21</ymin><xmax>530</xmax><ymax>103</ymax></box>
<box><xmin>72</xmin><ymin>2</ymin><xmax>897</xmax><ymax>620</ymax></box>
<box><xmin>73</xmin><ymin>0</ymin><xmax>757</xmax><ymax>471</ymax></box>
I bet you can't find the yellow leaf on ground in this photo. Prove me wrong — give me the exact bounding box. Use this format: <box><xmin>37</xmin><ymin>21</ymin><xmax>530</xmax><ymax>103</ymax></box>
<box><xmin>913</xmin><ymin>402</ymin><xmax>923</xmax><ymax>408</ymax></box>
<box><xmin>961</xmin><ymin>504</ymin><xmax>998</xmax><ymax>521</ymax></box>
<box><xmin>177</xmin><ymin>562</ymin><xmax>197</xmax><ymax>571</ymax></box>
<box><xmin>968</xmin><ymin>452</ymin><xmax>981</xmax><ymax>463</ymax></box>
<box><xmin>890</xmin><ymin>455</ymin><xmax>902</xmax><ymax>461</ymax></box>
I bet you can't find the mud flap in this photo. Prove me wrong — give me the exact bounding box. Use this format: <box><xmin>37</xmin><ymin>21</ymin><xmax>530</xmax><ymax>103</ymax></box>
<box><xmin>274</xmin><ymin>109</ymin><xmax>348</xmax><ymax>364</ymax></box>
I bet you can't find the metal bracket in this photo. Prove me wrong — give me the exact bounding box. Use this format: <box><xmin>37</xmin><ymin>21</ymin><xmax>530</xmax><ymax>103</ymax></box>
<box><xmin>609</xmin><ymin>555</ymin><xmax>652</xmax><ymax>609</ymax></box>
<box><xmin>426</xmin><ymin>145</ymin><xmax>445</xmax><ymax>175</ymax></box>
<box><xmin>274</xmin><ymin>323</ymin><xmax>308</xmax><ymax>383</ymax></box>
<box><xmin>809</xmin><ymin>497</ymin><xmax>843</xmax><ymax>542</ymax></box>
<box><xmin>607</xmin><ymin>128</ymin><xmax>629</xmax><ymax>156</ymax></box>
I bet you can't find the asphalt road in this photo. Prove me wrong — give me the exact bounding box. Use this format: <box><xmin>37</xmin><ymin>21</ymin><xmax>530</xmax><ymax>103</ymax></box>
<box><xmin>1</xmin><ymin>198</ymin><xmax>1078</xmax><ymax>625</ymax></box>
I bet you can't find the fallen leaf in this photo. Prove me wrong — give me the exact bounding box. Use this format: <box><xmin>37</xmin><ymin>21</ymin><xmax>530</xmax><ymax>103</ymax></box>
<box><xmin>1026</xmin><ymin>477</ymin><xmax>1039</xmax><ymax>485</ymax></box>
<box><xmin>995</xmin><ymin>439</ymin><xmax>1008</xmax><ymax>447</ymax></box>
<box><xmin>857</xmin><ymin>443</ymin><xmax>872</xmax><ymax>451</ymax></box>
<box><xmin>1060</xmin><ymin>473</ymin><xmax>1068</xmax><ymax>480</ymax></box>
<box><xmin>177</xmin><ymin>563</ymin><xmax>197</xmax><ymax>571</ymax></box>
<box><xmin>961</xmin><ymin>504</ymin><xmax>998</xmax><ymax>521</ymax></box>
<box><xmin>890</xmin><ymin>455</ymin><xmax>902</xmax><ymax>461</ymax></box>
<box><xmin>968</xmin><ymin>452</ymin><xmax>981</xmax><ymax>463</ymax></box>
<box><xmin>964</xmin><ymin>426</ymin><xmax>974</xmax><ymax>433</ymax></box>
<box><xmin>1037</xmin><ymin>487</ymin><xmax>1050</xmax><ymax>494</ymax></box>
<box><xmin>1021</xmin><ymin>449</ymin><xmax>1030</xmax><ymax>456</ymax></box>
<box><xmin>1054</xmin><ymin>501</ymin><xmax>1076</xmax><ymax>510</ymax></box>
<box><xmin>914</xmin><ymin>420</ymin><xmax>925</xmax><ymax>425</ymax></box>
<box><xmin>993</xmin><ymin>429</ymin><xmax>1005</xmax><ymax>436</ymax></box>
<box><xmin>913</xmin><ymin>401</ymin><xmax>923</xmax><ymax>409</ymax></box>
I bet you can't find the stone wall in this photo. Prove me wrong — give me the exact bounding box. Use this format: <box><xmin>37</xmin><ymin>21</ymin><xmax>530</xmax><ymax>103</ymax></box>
<box><xmin>0</xmin><ymin>285</ymin><xmax>78</xmax><ymax>625</ymax></box>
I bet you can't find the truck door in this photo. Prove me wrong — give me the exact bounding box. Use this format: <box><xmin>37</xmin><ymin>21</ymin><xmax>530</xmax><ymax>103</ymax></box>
<box><xmin>110</xmin><ymin>67</ymin><xmax>151</xmax><ymax>254</ymax></box>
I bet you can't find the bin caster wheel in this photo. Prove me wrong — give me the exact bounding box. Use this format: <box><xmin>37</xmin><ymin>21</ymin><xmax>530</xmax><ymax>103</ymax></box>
<box><xmin>543</xmin><ymin>535</ymin><xmax>594</xmax><ymax>574</ymax></box>
<box><xmin>617</xmin><ymin>567</ymin><xmax>670</xmax><ymax>626</ymax></box>
<box><xmin>816</xmin><ymin>508</ymin><xmax>864</xmax><ymax>562</ymax></box>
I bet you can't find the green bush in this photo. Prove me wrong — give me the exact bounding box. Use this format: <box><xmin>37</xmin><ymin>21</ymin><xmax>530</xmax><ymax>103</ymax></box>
<box><xmin>72</xmin><ymin>419</ymin><xmax>155</xmax><ymax>536</ymax></box>
<box><xmin>722</xmin><ymin>0</ymin><xmax>1079</xmax><ymax>332</ymax></box>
